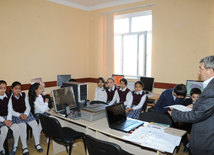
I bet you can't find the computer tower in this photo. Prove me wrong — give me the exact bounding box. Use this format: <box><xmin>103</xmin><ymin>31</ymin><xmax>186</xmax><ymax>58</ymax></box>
<box><xmin>62</xmin><ymin>82</ymin><xmax>88</xmax><ymax>107</ymax></box>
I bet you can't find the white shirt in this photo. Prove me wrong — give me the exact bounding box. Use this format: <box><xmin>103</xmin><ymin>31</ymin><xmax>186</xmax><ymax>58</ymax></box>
<box><xmin>94</xmin><ymin>87</ymin><xmax>107</xmax><ymax>102</ymax></box>
<box><xmin>10</xmin><ymin>93</ymin><xmax>31</xmax><ymax>117</ymax></box>
<box><xmin>109</xmin><ymin>87</ymin><xmax>133</xmax><ymax>106</ymax></box>
<box><xmin>34</xmin><ymin>94</ymin><xmax>50</xmax><ymax>114</ymax></box>
<box><xmin>203</xmin><ymin>76</ymin><xmax>214</xmax><ymax>88</ymax></box>
<box><xmin>0</xmin><ymin>93</ymin><xmax>12</xmax><ymax>122</ymax></box>
<box><xmin>127</xmin><ymin>90</ymin><xmax>147</xmax><ymax>110</ymax></box>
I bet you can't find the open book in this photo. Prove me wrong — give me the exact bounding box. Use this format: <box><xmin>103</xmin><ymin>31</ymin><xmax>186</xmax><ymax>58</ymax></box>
<box><xmin>123</xmin><ymin>126</ymin><xmax>181</xmax><ymax>153</ymax></box>
<box><xmin>165</xmin><ymin>105</ymin><xmax>192</xmax><ymax>112</ymax></box>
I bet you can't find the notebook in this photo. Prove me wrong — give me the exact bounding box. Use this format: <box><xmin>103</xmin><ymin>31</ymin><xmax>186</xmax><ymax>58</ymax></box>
<box><xmin>106</xmin><ymin>102</ymin><xmax>143</xmax><ymax>133</ymax></box>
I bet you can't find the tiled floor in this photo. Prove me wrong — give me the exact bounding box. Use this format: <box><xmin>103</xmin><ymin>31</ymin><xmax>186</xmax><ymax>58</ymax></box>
<box><xmin>7</xmin><ymin>133</ymin><xmax>190</xmax><ymax>155</ymax></box>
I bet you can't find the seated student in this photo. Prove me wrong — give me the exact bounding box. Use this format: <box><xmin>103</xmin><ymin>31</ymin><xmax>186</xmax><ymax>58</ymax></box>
<box><xmin>126</xmin><ymin>81</ymin><xmax>146</xmax><ymax>119</ymax></box>
<box><xmin>28</xmin><ymin>83</ymin><xmax>50</xmax><ymax>132</ymax></box>
<box><xmin>111</xmin><ymin>78</ymin><xmax>132</xmax><ymax>106</ymax></box>
<box><xmin>10</xmin><ymin>81</ymin><xmax>43</xmax><ymax>154</ymax></box>
<box><xmin>0</xmin><ymin>80</ymin><xmax>20</xmax><ymax>155</ymax></box>
<box><xmin>94</xmin><ymin>77</ymin><xmax>107</xmax><ymax>103</ymax></box>
<box><xmin>154</xmin><ymin>84</ymin><xmax>187</xmax><ymax>114</ymax></box>
<box><xmin>184</xmin><ymin>88</ymin><xmax>202</xmax><ymax>109</ymax></box>
<box><xmin>106</xmin><ymin>77</ymin><xmax>117</xmax><ymax>105</ymax></box>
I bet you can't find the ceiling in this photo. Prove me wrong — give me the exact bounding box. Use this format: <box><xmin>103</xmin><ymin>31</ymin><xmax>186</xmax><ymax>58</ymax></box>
<box><xmin>48</xmin><ymin>0</ymin><xmax>146</xmax><ymax>11</ymax></box>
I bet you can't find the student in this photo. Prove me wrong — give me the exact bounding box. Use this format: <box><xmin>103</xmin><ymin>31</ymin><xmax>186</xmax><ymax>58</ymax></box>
<box><xmin>154</xmin><ymin>84</ymin><xmax>187</xmax><ymax>114</ymax></box>
<box><xmin>126</xmin><ymin>81</ymin><xmax>146</xmax><ymax>119</ymax></box>
<box><xmin>28</xmin><ymin>83</ymin><xmax>50</xmax><ymax>133</ymax></box>
<box><xmin>106</xmin><ymin>77</ymin><xmax>117</xmax><ymax>105</ymax></box>
<box><xmin>0</xmin><ymin>80</ymin><xmax>20</xmax><ymax>155</ymax></box>
<box><xmin>10</xmin><ymin>81</ymin><xmax>43</xmax><ymax>154</ymax></box>
<box><xmin>184</xmin><ymin>88</ymin><xmax>202</xmax><ymax>109</ymax></box>
<box><xmin>111</xmin><ymin>78</ymin><xmax>132</xmax><ymax>106</ymax></box>
<box><xmin>94</xmin><ymin>77</ymin><xmax>107</xmax><ymax>102</ymax></box>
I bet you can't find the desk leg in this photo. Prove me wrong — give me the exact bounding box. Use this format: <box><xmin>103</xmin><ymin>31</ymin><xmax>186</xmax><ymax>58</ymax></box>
<box><xmin>95</xmin><ymin>131</ymin><xmax>98</xmax><ymax>138</ymax></box>
<box><xmin>86</xmin><ymin>126</ymin><xmax>88</xmax><ymax>134</ymax></box>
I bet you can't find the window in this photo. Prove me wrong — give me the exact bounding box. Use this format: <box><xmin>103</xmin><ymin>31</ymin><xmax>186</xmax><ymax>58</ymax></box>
<box><xmin>114</xmin><ymin>11</ymin><xmax>152</xmax><ymax>77</ymax></box>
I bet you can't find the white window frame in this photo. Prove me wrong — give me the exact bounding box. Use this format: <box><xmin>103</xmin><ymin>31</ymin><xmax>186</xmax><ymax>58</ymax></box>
<box><xmin>114</xmin><ymin>10</ymin><xmax>152</xmax><ymax>78</ymax></box>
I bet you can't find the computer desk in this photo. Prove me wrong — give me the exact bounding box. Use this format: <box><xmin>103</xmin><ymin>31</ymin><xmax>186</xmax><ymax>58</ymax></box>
<box><xmin>47</xmin><ymin>110</ymin><xmax>185</xmax><ymax>155</ymax></box>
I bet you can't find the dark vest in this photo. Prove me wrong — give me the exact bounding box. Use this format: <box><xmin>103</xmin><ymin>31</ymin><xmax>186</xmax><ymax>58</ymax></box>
<box><xmin>0</xmin><ymin>93</ymin><xmax>10</xmax><ymax>116</ymax></box>
<box><xmin>132</xmin><ymin>91</ymin><xmax>145</xmax><ymax>105</ymax></box>
<box><xmin>12</xmin><ymin>92</ymin><xmax>26</xmax><ymax>113</ymax></box>
<box><xmin>106</xmin><ymin>85</ymin><xmax>117</xmax><ymax>102</ymax></box>
<box><xmin>118</xmin><ymin>88</ymin><xmax>130</xmax><ymax>102</ymax></box>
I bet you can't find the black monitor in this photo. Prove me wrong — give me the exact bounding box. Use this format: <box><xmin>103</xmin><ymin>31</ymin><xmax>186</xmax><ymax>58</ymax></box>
<box><xmin>140</xmin><ymin>77</ymin><xmax>155</xmax><ymax>93</ymax></box>
<box><xmin>57</xmin><ymin>74</ymin><xmax>71</xmax><ymax>86</ymax></box>
<box><xmin>186</xmin><ymin>80</ymin><xmax>204</xmax><ymax>96</ymax></box>
<box><xmin>52</xmin><ymin>86</ymin><xmax>76</xmax><ymax>113</ymax></box>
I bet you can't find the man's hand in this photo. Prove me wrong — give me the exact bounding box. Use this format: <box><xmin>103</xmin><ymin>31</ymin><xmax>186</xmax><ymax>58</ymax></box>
<box><xmin>168</xmin><ymin>110</ymin><xmax>172</xmax><ymax>116</ymax></box>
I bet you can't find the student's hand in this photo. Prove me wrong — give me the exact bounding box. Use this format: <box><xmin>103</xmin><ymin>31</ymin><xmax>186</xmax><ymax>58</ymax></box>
<box><xmin>187</xmin><ymin>104</ymin><xmax>193</xmax><ymax>109</ymax></box>
<box><xmin>45</xmin><ymin>98</ymin><xmax>49</xmax><ymax>103</ymax></box>
<box><xmin>126</xmin><ymin>108</ymin><xmax>133</xmax><ymax>113</ymax></box>
<box><xmin>21</xmin><ymin>114</ymin><xmax>28</xmax><ymax>120</ymax></box>
<box><xmin>4</xmin><ymin>120</ymin><xmax>12</xmax><ymax>127</ymax></box>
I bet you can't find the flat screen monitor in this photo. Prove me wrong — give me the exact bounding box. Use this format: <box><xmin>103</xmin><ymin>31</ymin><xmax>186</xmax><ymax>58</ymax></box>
<box><xmin>112</xmin><ymin>74</ymin><xmax>124</xmax><ymax>85</ymax></box>
<box><xmin>52</xmin><ymin>86</ymin><xmax>76</xmax><ymax>113</ymax></box>
<box><xmin>186</xmin><ymin>80</ymin><xmax>204</xmax><ymax>96</ymax></box>
<box><xmin>140</xmin><ymin>77</ymin><xmax>155</xmax><ymax>93</ymax></box>
<box><xmin>57</xmin><ymin>74</ymin><xmax>71</xmax><ymax>86</ymax></box>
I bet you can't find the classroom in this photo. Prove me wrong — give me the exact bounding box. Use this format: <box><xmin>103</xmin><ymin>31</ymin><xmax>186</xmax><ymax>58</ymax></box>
<box><xmin>0</xmin><ymin>0</ymin><xmax>214</xmax><ymax>155</ymax></box>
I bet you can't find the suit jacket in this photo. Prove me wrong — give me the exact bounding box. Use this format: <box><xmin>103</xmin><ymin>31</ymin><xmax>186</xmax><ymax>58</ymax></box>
<box><xmin>172</xmin><ymin>78</ymin><xmax>214</xmax><ymax>155</ymax></box>
<box><xmin>154</xmin><ymin>89</ymin><xmax>185</xmax><ymax>114</ymax></box>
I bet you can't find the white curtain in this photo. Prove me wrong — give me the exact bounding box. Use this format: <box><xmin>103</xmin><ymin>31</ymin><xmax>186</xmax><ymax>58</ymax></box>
<box><xmin>97</xmin><ymin>13</ymin><xmax>114</xmax><ymax>78</ymax></box>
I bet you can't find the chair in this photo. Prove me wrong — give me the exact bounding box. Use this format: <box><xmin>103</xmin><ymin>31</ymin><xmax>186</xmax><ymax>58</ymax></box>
<box><xmin>139</xmin><ymin>112</ymin><xmax>172</xmax><ymax>126</ymax></box>
<box><xmin>85</xmin><ymin>135</ymin><xmax>133</xmax><ymax>155</ymax></box>
<box><xmin>39</xmin><ymin>114</ymin><xmax>86</xmax><ymax>155</ymax></box>
<box><xmin>141</xmin><ymin>96</ymin><xmax>148</xmax><ymax>112</ymax></box>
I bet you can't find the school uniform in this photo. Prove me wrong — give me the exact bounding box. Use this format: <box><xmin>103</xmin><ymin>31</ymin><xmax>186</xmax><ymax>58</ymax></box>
<box><xmin>34</xmin><ymin>94</ymin><xmax>50</xmax><ymax>133</ymax></box>
<box><xmin>94</xmin><ymin>87</ymin><xmax>107</xmax><ymax>102</ymax></box>
<box><xmin>111</xmin><ymin>87</ymin><xmax>133</xmax><ymax>106</ymax></box>
<box><xmin>34</xmin><ymin>94</ymin><xmax>50</xmax><ymax>119</ymax></box>
<box><xmin>106</xmin><ymin>85</ymin><xmax>117</xmax><ymax>105</ymax></box>
<box><xmin>11</xmin><ymin>92</ymin><xmax>41</xmax><ymax>151</ymax></box>
<box><xmin>127</xmin><ymin>90</ymin><xmax>146</xmax><ymax>119</ymax></box>
<box><xmin>154</xmin><ymin>89</ymin><xmax>185</xmax><ymax>114</ymax></box>
<box><xmin>183</xmin><ymin>98</ymin><xmax>193</xmax><ymax>107</ymax></box>
<box><xmin>0</xmin><ymin>93</ymin><xmax>20</xmax><ymax>153</ymax></box>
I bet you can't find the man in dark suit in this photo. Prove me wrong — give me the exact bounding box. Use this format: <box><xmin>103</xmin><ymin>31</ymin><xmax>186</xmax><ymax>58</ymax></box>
<box><xmin>168</xmin><ymin>55</ymin><xmax>214</xmax><ymax>155</ymax></box>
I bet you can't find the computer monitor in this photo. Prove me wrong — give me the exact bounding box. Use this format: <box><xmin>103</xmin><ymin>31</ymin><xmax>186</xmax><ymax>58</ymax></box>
<box><xmin>57</xmin><ymin>74</ymin><xmax>71</xmax><ymax>86</ymax></box>
<box><xmin>62</xmin><ymin>82</ymin><xmax>88</xmax><ymax>107</ymax></box>
<box><xmin>186</xmin><ymin>80</ymin><xmax>204</xmax><ymax>96</ymax></box>
<box><xmin>112</xmin><ymin>74</ymin><xmax>124</xmax><ymax>85</ymax></box>
<box><xmin>140</xmin><ymin>77</ymin><xmax>155</xmax><ymax>93</ymax></box>
<box><xmin>52</xmin><ymin>86</ymin><xmax>76</xmax><ymax>113</ymax></box>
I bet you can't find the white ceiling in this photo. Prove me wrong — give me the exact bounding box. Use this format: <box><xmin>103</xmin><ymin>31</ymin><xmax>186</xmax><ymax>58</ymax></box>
<box><xmin>48</xmin><ymin>0</ymin><xmax>146</xmax><ymax>11</ymax></box>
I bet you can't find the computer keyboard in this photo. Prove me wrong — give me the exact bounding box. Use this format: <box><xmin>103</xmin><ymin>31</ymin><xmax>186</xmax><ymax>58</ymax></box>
<box><xmin>116</xmin><ymin>120</ymin><xmax>135</xmax><ymax>129</ymax></box>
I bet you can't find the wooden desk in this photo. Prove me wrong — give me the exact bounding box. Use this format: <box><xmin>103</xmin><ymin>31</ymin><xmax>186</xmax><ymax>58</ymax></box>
<box><xmin>47</xmin><ymin>110</ymin><xmax>185</xmax><ymax>155</ymax></box>
<box><xmin>147</xmin><ymin>93</ymin><xmax>160</xmax><ymax>107</ymax></box>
